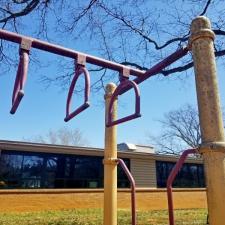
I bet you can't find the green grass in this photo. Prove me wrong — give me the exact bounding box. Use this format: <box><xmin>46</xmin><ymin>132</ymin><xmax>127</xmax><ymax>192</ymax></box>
<box><xmin>0</xmin><ymin>208</ymin><xmax>207</xmax><ymax>225</ymax></box>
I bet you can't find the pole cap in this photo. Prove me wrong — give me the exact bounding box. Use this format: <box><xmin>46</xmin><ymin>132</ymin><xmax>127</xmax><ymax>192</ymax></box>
<box><xmin>189</xmin><ymin>16</ymin><xmax>215</xmax><ymax>48</ymax></box>
<box><xmin>104</xmin><ymin>83</ymin><xmax>117</xmax><ymax>99</ymax></box>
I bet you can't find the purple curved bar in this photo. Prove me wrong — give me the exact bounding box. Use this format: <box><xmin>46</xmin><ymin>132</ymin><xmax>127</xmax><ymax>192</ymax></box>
<box><xmin>119</xmin><ymin>47</ymin><xmax>189</xmax><ymax>95</ymax></box>
<box><xmin>166</xmin><ymin>149</ymin><xmax>197</xmax><ymax>225</ymax></box>
<box><xmin>117</xmin><ymin>158</ymin><xmax>136</xmax><ymax>225</ymax></box>
<box><xmin>106</xmin><ymin>80</ymin><xmax>141</xmax><ymax>127</ymax></box>
<box><xmin>10</xmin><ymin>50</ymin><xmax>29</xmax><ymax>114</ymax></box>
<box><xmin>64</xmin><ymin>65</ymin><xmax>90</xmax><ymax>122</ymax></box>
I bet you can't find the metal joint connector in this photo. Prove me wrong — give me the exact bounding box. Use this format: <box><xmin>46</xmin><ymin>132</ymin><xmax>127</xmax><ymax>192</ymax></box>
<box><xmin>104</xmin><ymin>93</ymin><xmax>118</xmax><ymax>100</ymax></box>
<box><xmin>20</xmin><ymin>38</ymin><xmax>32</xmax><ymax>53</ymax></box>
<box><xmin>76</xmin><ymin>54</ymin><xmax>86</xmax><ymax>66</ymax></box>
<box><xmin>188</xmin><ymin>29</ymin><xmax>215</xmax><ymax>49</ymax></box>
<box><xmin>119</xmin><ymin>67</ymin><xmax>130</xmax><ymax>82</ymax></box>
<box><xmin>102</xmin><ymin>158</ymin><xmax>118</xmax><ymax>165</ymax></box>
<box><xmin>199</xmin><ymin>142</ymin><xmax>225</xmax><ymax>154</ymax></box>
<box><xmin>122</xmin><ymin>67</ymin><xmax>130</xmax><ymax>78</ymax></box>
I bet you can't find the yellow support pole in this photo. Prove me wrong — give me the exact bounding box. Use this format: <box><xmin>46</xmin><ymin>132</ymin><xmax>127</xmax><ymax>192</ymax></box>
<box><xmin>189</xmin><ymin>16</ymin><xmax>225</xmax><ymax>225</ymax></box>
<box><xmin>103</xmin><ymin>83</ymin><xmax>117</xmax><ymax>225</ymax></box>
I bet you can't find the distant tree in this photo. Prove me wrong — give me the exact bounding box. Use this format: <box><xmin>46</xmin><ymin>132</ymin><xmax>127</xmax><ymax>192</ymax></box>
<box><xmin>152</xmin><ymin>104</ymin><xmax>225</xmax><ymax>155</ymax></box>
<box><xmin>24</xmin><ymin>127</ymin><xmax>89</xmax><ymax>146</ymax></box>
<box><xmin>148</xmin><ymin>104</ymin><xmax>201</xmax><ymax>155</ymax></box>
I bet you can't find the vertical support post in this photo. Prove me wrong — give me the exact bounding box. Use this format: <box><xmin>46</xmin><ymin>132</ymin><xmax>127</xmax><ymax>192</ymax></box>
<box><xmin>104</xmin><ymin>83</ymin><xmax>117</xmax><ymax>225</ymax></box>
<box><xmin>189</xmin><ymin>16</ymin><xmax>225</xmax><ymax>225</ymax></box>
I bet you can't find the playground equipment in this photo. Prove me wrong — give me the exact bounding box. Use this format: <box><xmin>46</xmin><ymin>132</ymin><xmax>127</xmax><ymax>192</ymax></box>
<box><xmin>1</xmin><ymin>16</ymin><xmax>225</xmax><ymax>225</ymax></box>
<box><xmin>166</xmin><ymin>149</ymin><xmax>197</xmax><ymax>225</ymax></box>
<box><xmin>116</xmin><ymin>158</ymin><xmax>136</xmax><ymax>225</ymax></box>
<box><xmin>104</xmin><ymin>83</ymin><xmax>118</xmax><ymax>225</ymax></box>
<box><xmin>10</xmin><ymin>38</ymin><xmax>31</xmax><ymax>114</ymax></box>
<box><xmin>188</xmin><ymin>17</ymin><xmax>225</xmax><ymax>225</ymax></box>
<box><xmin>0</xmin><ymin>29</ymin><xmax>144</xmax><ymax>120</ymax></box>
<box><xmin>106</xmin><ymin>77</ymin><xmax>141</xmax><ymax>127</ymax></box>
<box><xmin>104</xmin><ymin>85</ymin><xmax>136</xmax><ymax>225</ymax></box>
<box><xmin>0</xmin><ymin>29</ymin><xmax>189</xmax><ymax>124</ymax></box>
<box><xmin>64</xmin><ymin>60</ymin><xmax>91</xmax><ymax>122</ymax></box>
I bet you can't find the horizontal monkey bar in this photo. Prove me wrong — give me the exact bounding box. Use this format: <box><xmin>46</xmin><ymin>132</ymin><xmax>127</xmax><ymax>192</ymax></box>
<box><xmin>0</xmin><ymin>29</ymin><xmax>145</xmax><ymax>77</ymax></box>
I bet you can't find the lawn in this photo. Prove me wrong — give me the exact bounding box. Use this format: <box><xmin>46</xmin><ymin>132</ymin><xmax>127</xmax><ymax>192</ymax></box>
<box><xmin>0</xmin><ymin>208</ymin><xmax>207</xmax><ymax>225</ymax></box>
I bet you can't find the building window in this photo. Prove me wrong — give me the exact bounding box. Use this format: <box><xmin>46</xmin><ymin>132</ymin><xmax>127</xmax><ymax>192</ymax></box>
<box><xmin>0</xmin><ymin>150</ymin><xmax>130</xmax><ymax>189</ymax></box>
<box><xmin>156</xmin><ymin>161</ymin><xmax>205</xmax><ymax>188</ymax></box>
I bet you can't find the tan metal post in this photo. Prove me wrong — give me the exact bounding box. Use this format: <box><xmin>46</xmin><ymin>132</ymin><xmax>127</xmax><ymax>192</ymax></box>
<box><xmin>189</xmin><ymin>16</ymin><xmax>225</xmax><ymax>225</ymax></box>
<box><xmin>104</xmin><ymin>83</ymin><xmax>117</xmax><ymax>225</ymax></box>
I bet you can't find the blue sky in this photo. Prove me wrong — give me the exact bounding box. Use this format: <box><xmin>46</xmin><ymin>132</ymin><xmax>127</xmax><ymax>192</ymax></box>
<box><xmin>1</xmin><ymin>58</ymin><xmax>224</xmax><ymax>148</ymax></box>
<box><xmin>1</xmin><ymin>2</ymin><xmax>225</xmax><ymax>148</ymax></box>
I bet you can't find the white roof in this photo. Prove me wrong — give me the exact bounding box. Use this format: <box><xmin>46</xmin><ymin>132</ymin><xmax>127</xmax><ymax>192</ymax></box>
<box><xmin>117</xmin><ymin>143</ymin><xmax>155</xmax><ymax>153</ymax></box>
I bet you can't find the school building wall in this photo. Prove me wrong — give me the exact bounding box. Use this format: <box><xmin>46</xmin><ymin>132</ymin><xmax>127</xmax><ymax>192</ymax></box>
<box><xmin>0</xmin><ymin>140</ymin><xmax>203</xmax><ymax>189</ymax></box>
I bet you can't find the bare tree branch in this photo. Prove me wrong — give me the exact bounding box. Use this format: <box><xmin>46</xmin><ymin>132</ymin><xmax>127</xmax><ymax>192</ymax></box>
<box><xmin>67</xmin><ymin>0</ymin><xmax>98</xmax><ymax>32</ymax></box>
<box><xmin>24</xmin><ymin>127</ymin><xmax>89</xmax><ymax>146</ymax></box>
<box><xmin>148</xmin><ymin>104</ymin><xmax>201</xmax><ymax>154</ymax></box>
<box><xmin>0</xmin><ymin>0</ymin><xmax>39</xmax><ymax>24</ymax></box>
<box><xmin>0</xmin><ymin>0</ymin><xmax>225</xmax><ymax>91</ymax></box>
<box><xmin>199</xmin><ymin>0</ymin><xmax>212</xmax><ymax>16</ymax></box>
<box><xmin>98</xmin><ymin>2</ymin><xmax>189</xmax><ymax>50</ymax></box>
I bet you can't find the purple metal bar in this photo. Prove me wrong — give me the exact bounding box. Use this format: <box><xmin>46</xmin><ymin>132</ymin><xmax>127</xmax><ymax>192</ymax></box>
<box><xmin>119</xmin><ymin>46</ymin><xmax>189</xmax><ymax>95</ymax></box>
<box><xmin>0</xmin><ymin>29</ymin><xmax>145</xmax><ymax>77</ymax></box>
<box><xmin>64</xmin><ymin>65</ymin><xmax>90</xmax><ymax>122</ymax></box>
<box><xmin>10</xmin><ymin>49</ymin><xmax>29</xmax><ymax>114</ymax></box>
<box><xmin>106</xmin><ymin>80</ymin><xmax>141</xmax><ymax>127</ymax></box>
<box><xmin>117</xmin><ymin>158</ymin><xmax>136</xmax><ymax>225</ymax></box>
<box><xmin>166</xmin><ymin>149</ymin><xmax>197</xmax><ymax>225</ymax></box>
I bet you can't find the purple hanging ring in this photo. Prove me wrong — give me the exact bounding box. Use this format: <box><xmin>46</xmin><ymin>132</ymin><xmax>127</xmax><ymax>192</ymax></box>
<box><xmin>106</xmin><ymin>79</ymin><xmax>141</xmax><ymax>127</ymax></box>
<box><xmin>10</xmin><ymin>49</ymin><xmax>29</xmax><ymax>114</ymax></box>
<box><xmin>64</xmin><ymin>64</ymin><xmax>91</xmax><ymax>122</ymax></box>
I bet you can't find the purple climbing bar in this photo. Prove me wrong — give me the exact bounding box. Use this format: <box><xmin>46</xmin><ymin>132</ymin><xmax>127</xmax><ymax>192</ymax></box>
<box><xmin>120</xmin><ymin>46</ymin><xmax>189</xmax><ymax>95</ymax></box>
<box><xmin>0</xmin><ymin>29</ymin><xmax>189</xmax><ymax>125</ymax></box>
<box><xmin>136</xmin><ymin>46</ymin><xmax>188</xmax><ymax>83</ymax></box>
<box><xmin>166</xmin><ymin>149</ymin><xmax>197</xmax><ymax>225</ymax></box>
<box><xmin>106</xmin><ymin>46</ymin><xmax>189</xmax><ymax>126</ymax></box>
<box><xmin>0</xmin><ymin>29</ymin><xmax>145</xmax><ymax>77</ymax></box>
<box><xmin>116</xmin><ymin>158</ymin><xmax>136</xmax><ymax>225</ymax></box>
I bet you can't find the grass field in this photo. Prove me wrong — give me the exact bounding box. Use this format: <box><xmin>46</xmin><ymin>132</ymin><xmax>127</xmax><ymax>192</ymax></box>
<box><xmin>0</xmin><ymin>208</ymin><xmax>207</xmax><ymax>225</ymax></box>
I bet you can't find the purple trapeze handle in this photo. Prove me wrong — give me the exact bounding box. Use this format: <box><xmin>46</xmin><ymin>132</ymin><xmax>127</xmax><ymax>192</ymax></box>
<box><xmin>106</xmin><ymin>80</ymin><xmax>141</xmax><ymax>127</ymax></box>
<box><xmin>10</xmin><ymin>50</ymin><xmax>29</xmax><ymax>114</ymax></box>
<box><xmin>64</xmin><ymin>65</ymin><xmax>90</xmax><ymax>122</ymax></box>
